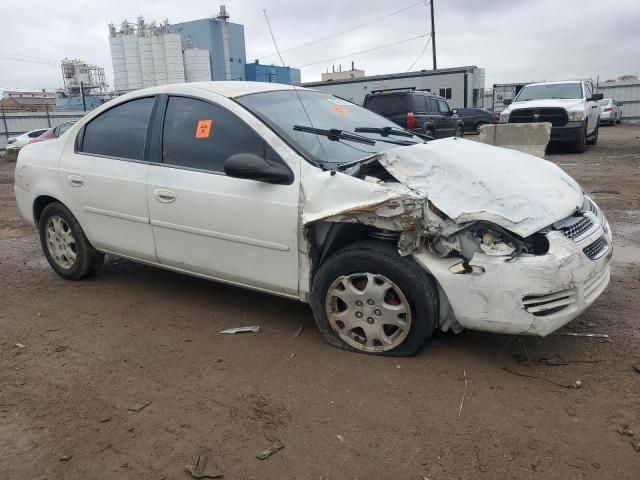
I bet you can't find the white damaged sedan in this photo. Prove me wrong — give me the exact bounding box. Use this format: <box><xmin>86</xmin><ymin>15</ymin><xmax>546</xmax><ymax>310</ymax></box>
<box><xmin>14</xmin><ymin>82</ymin><xmax>612</xmax><ymax>356</ymax></box>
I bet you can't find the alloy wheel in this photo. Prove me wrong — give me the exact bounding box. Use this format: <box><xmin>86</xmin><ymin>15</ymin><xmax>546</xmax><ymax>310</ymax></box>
<box><xmin>325</xmin><ymin>273</ymin><xmax>412</xmax><ymax>353</ymax></box>
<box><xmin>45</xmin><ymin>215</ymin><xmax>77</xmax><ymax>269</ymax></box>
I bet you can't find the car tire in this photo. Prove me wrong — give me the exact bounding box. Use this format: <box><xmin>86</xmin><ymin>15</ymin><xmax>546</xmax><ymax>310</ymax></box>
<box><xmin>610</xmin><ymin>118</ymin><xmax>615</xmax><ymax>127</ymax></box>
<box><xmin>310</xmin><ymin>240</ymin><xmax>438</xmax><ymax>356</ymax></box>
<box><xmin>587</xmin><ymin>123</ymin><xmax>599</xmax><ymax>145</ymax></box>
<box><xmin>424</xmin><ymin>127</ymin><xmax>435</xmax><ymax>139</ymax></box>
<box><xmin>455</xmin><ymin>126</ymin><xmax>464</xmax><ymax>138</ymax></box>
<box><xmin>475</xmin><ymin>121</ymin><xmax>487</xmax><ymax>134</ymax></box>
<box><xmin>39</xmin><ymin>202</ymin><xmax>104</xmax><ymax>280</ymax></box>
<box><xmin>574</xmin><ymin>124</ymin><xmax>587</xmax><ymax>153</ymax></box>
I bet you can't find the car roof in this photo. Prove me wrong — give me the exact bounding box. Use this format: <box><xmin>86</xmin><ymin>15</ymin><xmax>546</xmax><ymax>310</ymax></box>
<box><xmin>119</xmin><ymin>81</ymin><xmax>308</xmax><ymax>100</ymax></box>
<box><xmin>525</xmin><ymin>80</ymin><xmax>584</xmax><ymax>87</ymax></box>
<box><xmin>368</xmin><ymin>90</ymin><xmax>446</xmax><ymax>100</ymax></box>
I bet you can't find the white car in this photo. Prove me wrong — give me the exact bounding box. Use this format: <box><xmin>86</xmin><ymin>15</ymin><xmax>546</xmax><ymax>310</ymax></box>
<box><xmin>500</xmin><ymin>80</ymin><xmax>603</xmax><ymax>153</ymax></box>
<box><xmin>599</xmin><ymin>99</ymin><xmax>623</xmax><ymax>126</ymax></box>
<box><xmin>14</xmin><ymin>82</ymin><xmax>612</xmax><ymax>356</ymax></box>
<box><xmin>7</xmin><ymin>128</ymin><xmax>48</xmax><ymax>149</ymax></box>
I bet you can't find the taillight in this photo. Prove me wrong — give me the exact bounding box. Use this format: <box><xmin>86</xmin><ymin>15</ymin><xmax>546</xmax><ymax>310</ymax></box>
<box><xmin>603</xmin><ymin>107</ymin><xmax>613</xmax><ymax>112</ymax></box>
<box><xmin>406</xmin><ymin>112</ymin><xmax>416</xmax><ymax>129</ymax></box>
<box><xmin>491</xmin><ymin>112</ymin><xmax>500</xmax><ymax>121</ymax></box>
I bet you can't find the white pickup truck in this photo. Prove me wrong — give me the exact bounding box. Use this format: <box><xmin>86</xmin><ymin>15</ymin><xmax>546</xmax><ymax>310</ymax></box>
<box><xmin>500</xmin><ymin>80</ymin><xmax>603</xmax><ymax>153</ymax></box>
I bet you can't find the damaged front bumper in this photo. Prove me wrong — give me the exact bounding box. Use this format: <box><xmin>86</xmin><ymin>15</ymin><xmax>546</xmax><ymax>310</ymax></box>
<box><xmin>412</xmin><ymin>225</ymin><xmax>612</xmax><ymax>337</ymax></box>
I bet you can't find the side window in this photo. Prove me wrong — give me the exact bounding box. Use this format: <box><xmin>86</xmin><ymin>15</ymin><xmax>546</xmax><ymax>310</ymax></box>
<box><xmin>162</xmin><ymin>96</ymin><xmax>266</xmax><ymax>173</ymax></box>
<box><xmin>584</xmin><ymin>83</ymin><xmax>592</xmax><ymax>99</ymax></box>
<box><xmin>413</xmin><ymin>95</ymin><xmax>428</xmax><ymax>113</ymax></box>
<box><xmin>81</xmin><ymin>97</ymin><xmax>154</xmax><ymax>160</ymax></box>
<box><xmin>437</xmin><ymin>99</ymin><xmax>450</xmax><ymax>114</ymax></box>
<box><xmin>428</xmin><ymin>97</ymin><xmax>439</xmax><ymax>113</ymax></box>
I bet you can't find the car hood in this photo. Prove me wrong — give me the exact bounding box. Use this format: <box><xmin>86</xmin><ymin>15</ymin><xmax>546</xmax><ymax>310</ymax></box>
<box><xmin>507</xmin><ymin>98</ymin><xmax>584</xmax><ymax>112</ymax></box>
<box><xmin>374</xmin><ymin>138</ymin><xmax>583</xmax><ymax>237</ymax></box>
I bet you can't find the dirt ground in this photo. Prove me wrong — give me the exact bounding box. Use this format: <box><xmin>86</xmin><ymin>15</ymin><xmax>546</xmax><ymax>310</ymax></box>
<box><xmin>1</xmin><ymin>125</ymin><xmax>639</xmax><ymax>480</ymax></box>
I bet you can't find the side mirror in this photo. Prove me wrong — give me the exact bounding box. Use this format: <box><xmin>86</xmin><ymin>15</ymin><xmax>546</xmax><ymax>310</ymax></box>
<box><xmin>451</xmin><ymin>108</ymin><xmax>458</xmax><ymax>115</ymax></box>
<box><xmin>588</xmin><ymin>93</ymin><xmax>604</xmax><ymax>101</ymax></box>
<box><xmin>224</xmin><ymin>153</ymin><xmax>293</xmax><ymax>185</ymax></box>
<box><xmin>503</xmin><ymin>99</ymin><xmax>512</xmax><ymax>106</ymax></box>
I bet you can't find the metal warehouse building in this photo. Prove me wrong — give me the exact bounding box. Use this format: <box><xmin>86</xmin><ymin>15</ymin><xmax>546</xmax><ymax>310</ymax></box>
<box><xmin>302</xmin><ymin>66</ymin><xmax>485</xmax><ymax>108</ymax></box>
<box><xmin>597</xmin><ymin>79</ymin><xmax>640</xmax><ymax>120</ymax></box>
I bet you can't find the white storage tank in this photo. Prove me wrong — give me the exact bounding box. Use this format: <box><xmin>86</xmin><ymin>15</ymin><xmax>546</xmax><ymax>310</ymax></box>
<box><xmin>138</xmin><ymin>36</ymin><xmax>155</xmax><ymax>88</ymax></box>
<box><xmin>164</xmin><ymin>32</ymin><xmax>185</xmax><ymax>84</ymax></box>
<box><xmin>184</xmin><ymin>48</ymin><xmax>211</xmax><ymax>83</ymax></box>
<box><xmin>123</xmin><ymin>34</ymin><xmax>143</xmax><ymax>90</ymax></box>
<box><xmin>151</xmin><ymin>35</ymin><xmax>168</xmax><ymax>86</ymax></box>
<box><xmin>109</xmin><ymin>36</ymin><xmax>128</xmax><ymax>92</ymax></box>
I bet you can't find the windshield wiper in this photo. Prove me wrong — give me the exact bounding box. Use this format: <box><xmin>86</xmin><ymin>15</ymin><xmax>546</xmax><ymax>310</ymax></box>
<box><xmin>354</xmin><ymin>126</ymin><xmax>414</xmax><ymax>138</ymax></box>
<box><xmin>293</xmin><ymin>125</ymin><xmax>375</xmax><ymax>145</ymax></box>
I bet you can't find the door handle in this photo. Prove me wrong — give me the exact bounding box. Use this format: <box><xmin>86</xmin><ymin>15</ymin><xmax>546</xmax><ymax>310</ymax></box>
<box><xmin>68</xmin><ymin>175</ymin><xmax>84</xmax><ymax>187</ymax></box>
<box><xmin>154</xmin><ymin>188</ymin><xmax>176</xmax><ymax>203</ymax></box>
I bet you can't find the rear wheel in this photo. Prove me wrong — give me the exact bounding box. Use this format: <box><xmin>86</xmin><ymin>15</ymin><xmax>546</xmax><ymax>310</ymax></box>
<box><xmin>311</xmin><ymin>240</ymin><xmax>438</xmax><ymax>356</ymax></box>
<box><xmin>475</xmin><ymin>121</ymin><xmax>487</xmax><ymax>134</ymax></box>
<box><xmin>39</xmin><ymin>202</ymin><xmax>104</xmax><ymax>280</ymax></box>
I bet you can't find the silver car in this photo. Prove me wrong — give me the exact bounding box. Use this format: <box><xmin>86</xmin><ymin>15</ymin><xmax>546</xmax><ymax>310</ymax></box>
<box><xmin>599</xmin><ymin>99</ymin><xmax>623</xmax><ymax>126</ymax></box>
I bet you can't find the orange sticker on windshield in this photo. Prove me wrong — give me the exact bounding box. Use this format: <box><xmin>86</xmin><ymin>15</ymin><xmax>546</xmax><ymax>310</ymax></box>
<box><xmin>330</xmin><ymin>105</ymin><xmax>348</xmax><ymax>116</ymax></box>
<box><xmin>195</xmin><ymin>119</ymin><xmax>212</xmax><ymax>139</ymax></box>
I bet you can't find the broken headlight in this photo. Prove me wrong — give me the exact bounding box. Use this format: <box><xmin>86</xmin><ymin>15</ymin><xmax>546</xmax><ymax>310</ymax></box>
<box><xmin>457</xmin><ymin>223</ymin><xmax>521</xmax><ymax>261</ymax></box>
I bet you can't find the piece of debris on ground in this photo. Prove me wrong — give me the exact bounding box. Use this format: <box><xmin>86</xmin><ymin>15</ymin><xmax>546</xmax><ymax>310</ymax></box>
<box><xmin>184</xmin><ymin>454</ymin><xmax>223</xmax><ymax>479</ymax></box>
<box><xmin>219</xmin><ymin>326</ymin><xmax>260</xmax><ymax>334</ymax></box>
<box><xmin>256</xmin><ymin>440</ymin><xmax>284</xmax><ymax>460</ymax></box>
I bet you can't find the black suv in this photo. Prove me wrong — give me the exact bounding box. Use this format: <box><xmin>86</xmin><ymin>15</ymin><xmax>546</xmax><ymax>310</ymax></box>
<box><xmin>363</xmin><ymin>88</ymin><xmax>464</xmax><ymax>139</ymax></box>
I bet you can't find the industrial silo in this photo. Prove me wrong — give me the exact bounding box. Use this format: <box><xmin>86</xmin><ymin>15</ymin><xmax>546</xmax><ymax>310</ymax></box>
<box><xmin>151</xmin><ymin>34</ymin><xmax>168</xmax><ymax>86</ymax></box>
<box><xmin>108</xmin><ymin>24</ymin><xmax>128</xmax><ymax>92</ymax></box>
<box><xmin>138</xmin><ymin>35</ymin><xmax>155</xmax><ymax>88</ymax></box>
<box><xmin>164</xmin><ymin>32</ymin><xmax>185</xmax><ymax>84</ymax></box>
<box><xmin>123</xmin><ymin>33</ymin><xmax>143</xmax><ymax>90</ymax></box>
<box><xmin>184</xmin><ymin>48</ymin><xmax>211</xmax><ymax>83</ymax></box>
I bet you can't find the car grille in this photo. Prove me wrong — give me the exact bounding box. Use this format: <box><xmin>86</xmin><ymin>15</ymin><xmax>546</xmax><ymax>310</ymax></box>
<box><xmin>509</xmin><ymin>108</ymin><xmax>568</xmax><ymax>126</ymax></box>
<box><xmin>583</xmin><ymin>236</ymin><xmax>608</xmax><ymax>260</ymax></box>
<box><xmin>522</xmin><ymin>288</ymin><xmax>576</xmax><ymax>317</ymax></box>
<box><xmin>559</xmin><ymin>216</ymin><xmax>594</xmax><ymax>240</ymax></box>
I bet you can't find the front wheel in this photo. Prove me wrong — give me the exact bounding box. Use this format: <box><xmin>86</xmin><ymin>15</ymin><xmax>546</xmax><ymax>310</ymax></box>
<box><xmin>39</xmin><ymin>202</ymin><xmax>104</xmax><ymax>280</ymax></box>
<box><xmin>455</xmin><ymin>126</ymin><xmax>464</xmax><ymax>138</ymax></box>
<box><xmin>311</xmin><ymin>240</ymin><xmax>438</xmax><ymax>356</ymax></box>
<box><xmin>573</xmin><ymin>124</ymin><xmax>587</xmax><ymax>153</ymax></box>
<box><xmin>587</xmin><ymin>123</ymin><xmax>599</xmax><ymax>145</ymax></box>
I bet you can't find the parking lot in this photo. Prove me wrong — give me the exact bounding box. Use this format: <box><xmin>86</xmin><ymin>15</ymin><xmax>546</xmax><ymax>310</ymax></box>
<box><xmin>1</xmin><ymin>125</ymin><xmax>639</xmax><ymax>479</ymax></box>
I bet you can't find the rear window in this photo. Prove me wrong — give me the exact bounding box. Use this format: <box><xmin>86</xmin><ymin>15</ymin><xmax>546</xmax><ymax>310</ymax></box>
<box><xmin>365</xmin><ymin>94</ymin><xmax>408</xmax><ymax>115</ymax></box>
<box><xmin>599</xmin><ymin>99</ymin><xmax>611</xmax><ymax>106</ymax></box>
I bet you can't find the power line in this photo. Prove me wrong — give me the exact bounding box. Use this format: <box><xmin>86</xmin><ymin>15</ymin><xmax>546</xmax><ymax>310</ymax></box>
<box><xmin>297</xmin><ymin>33</ymin><xmax>429</xmax><ymax>69</ymax></box>
<box><xmin>257</xmin><ymin>0</ymin><xmax>426</xmax><ymax>60</ymax></box>
<box><xmin>405</xmin><ymin>34</ymin><xmax>432</xmax><ymax>72</ymax></box>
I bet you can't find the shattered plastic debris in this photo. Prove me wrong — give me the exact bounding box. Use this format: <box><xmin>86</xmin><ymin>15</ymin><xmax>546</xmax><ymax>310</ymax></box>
<box><xmin>555</xmin><ymin>332</ymin><xmax>609</xmax><ymax>338</ymax></box>
<box><xmin>256</xmin><ymin>440</ymin><xmax>284</xmax><ymax>460</ymax></box>
<box><xmin>219</xmin><ymin>326</ymin><xmax>260</xmax><ymax>334</ymax></box>
<box><xmin>128</xmin><ymin>401</ymin><xmax>151</xmax><ymax>412</ymax></box>
<box><xmin>185</xmin><ymin>454</ymin><xmax>223</xmax><ymax>479</ymax></box>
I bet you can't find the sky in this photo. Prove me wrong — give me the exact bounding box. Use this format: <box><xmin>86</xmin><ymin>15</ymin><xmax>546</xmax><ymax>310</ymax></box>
<box><xmin>1</xmin><ymin>0</ymin><xmax>639</xmax><ymax>92</ymax></box>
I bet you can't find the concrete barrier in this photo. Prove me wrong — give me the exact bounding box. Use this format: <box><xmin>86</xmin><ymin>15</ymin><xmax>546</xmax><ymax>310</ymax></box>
<box><xmin>6</xmin><ymin>148</ymin><xmax>19</xmax><ymax>163</ymax></box>
<box><xmin>477</xmin><ymin>123</ymin><xmax>551</xmax><ymax>158</ymax></box>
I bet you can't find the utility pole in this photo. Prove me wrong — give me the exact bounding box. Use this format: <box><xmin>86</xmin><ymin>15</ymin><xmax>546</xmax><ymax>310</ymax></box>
<box><xmin>80</xmin><ymin>81</ymin><xmax>86</xmax><ymax>112</ymax></box>
<box><xmin>430</xmin><ymin>0</ymin><xmax>437</xmax><ymax>70</ymax></box>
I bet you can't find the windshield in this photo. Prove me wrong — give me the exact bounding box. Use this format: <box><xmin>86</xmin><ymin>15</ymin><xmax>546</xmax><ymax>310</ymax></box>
<box><xmin>515</xmin><ymin>83</ymin><xmax>583</xmax><ymax>102</ymax></box>
<box><xmin>236</xmin><ymin>90</ymin><xmax>422</xmax><ymax>167</ymax></box>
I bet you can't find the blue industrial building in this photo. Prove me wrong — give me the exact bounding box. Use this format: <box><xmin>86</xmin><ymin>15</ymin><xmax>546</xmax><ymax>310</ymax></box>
<box><xmin>170</xmin><ymin>6</ymin><xmax>300</xmax><ymax>85</ymax></box>
<box><xmin>245</xmin><ymin>62</ymin><xmax>301</xmax><ymax>85</ymax></box>
<box><xmin>171</xmin><ymin>7</ymin><xmax>246</xmax><ymax>81</ymax></box>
